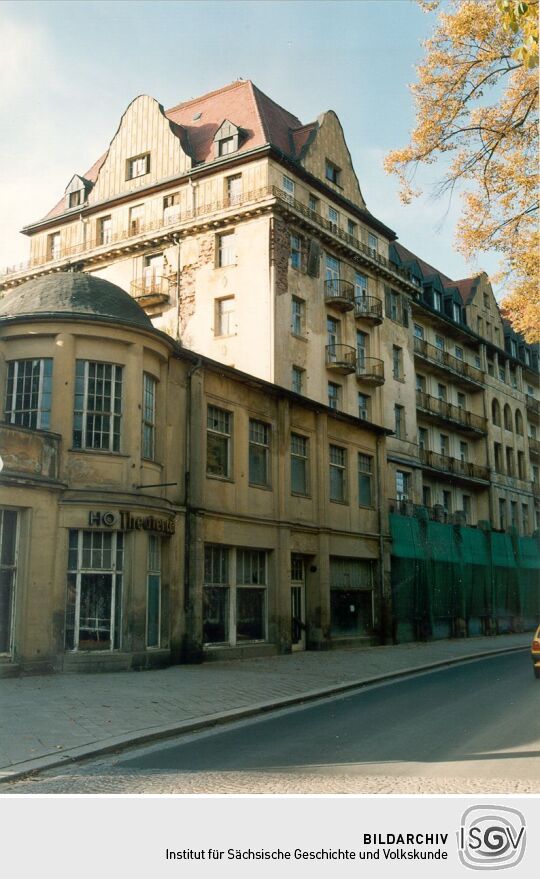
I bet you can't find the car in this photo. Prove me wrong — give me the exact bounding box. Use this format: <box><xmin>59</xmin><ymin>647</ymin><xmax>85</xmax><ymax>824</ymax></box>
<box><xmin>532</xmin><ymin>625</ymin><xmax>540</xmax><ymax>679</ymax></box>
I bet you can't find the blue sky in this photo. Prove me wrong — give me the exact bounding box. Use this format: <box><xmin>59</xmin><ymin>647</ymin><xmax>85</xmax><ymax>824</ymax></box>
<box><xmin>0</xmin><ymin>0</ymin><xmax>500</xmax><ymax>285</ymax></box>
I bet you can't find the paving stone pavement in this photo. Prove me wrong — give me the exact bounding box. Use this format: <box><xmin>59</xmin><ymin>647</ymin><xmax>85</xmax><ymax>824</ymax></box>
<box><xmin>0</xmin><ymin>633</ymin><xmax>530</xmax><ymax>779</ymax></box>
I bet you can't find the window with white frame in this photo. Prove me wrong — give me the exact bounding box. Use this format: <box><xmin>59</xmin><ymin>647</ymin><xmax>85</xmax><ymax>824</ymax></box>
<box><xmin>325</xmin><ymin>253</ymin><xmax>340</xmax><ymax>292</ymax></box>
<box><xmin>291</xmin><ymin>296</ymin><xmax>305</xmax><ymax>335</ymax></box>
<box><xmin>98</xmin><ymin>215</ymin><xmax>112</xmax><ymax>245</ymax></box>
<box><xmin>249</xmin><ymin>419</ymin><xmax>271</xmax><ymax>487</ymax></box>
<box><xmin>291</xmin><ymin>433</ymin><xmax>309</xmax><ymax>495</ymax></box>
<box><xmin>354</xmin><ymin>272</ymin><xmax>368</xmax><ymax>300</ymax></box>
<box><xmin>73</xmin><ymin>360</ymin><xmax>122</xmax><ymax>452</ymax></box>
<box><xmin>236</xmin><ymin>549</ymin><xmax>267</xmax><ymax>641</ymax></box>
<box><xmin>282</xmin><ymin>176</ymin><xmax>295</xmax><ymax>200</ymax></box>
<box><xmin>5</xmin><ymin>358</ymin><xmax>53</xmax><ymax>430</ymax></box>
<box><xmin>226</xmin><ymin>174</ymin><xmax>242</xmax><ymax>204</ymax></box>
<box><xmin>358</xmin><ymin>392</ymin><xmax>370</xmax><ymax>421</ymax></box>
<box><xmin>367</xmin><ymin>232</ymin><xmax>378</xmax><ymax>254</ymax></box>
<box><xmin>48</xmin><ymin>232</ymin><xmax>61</xmax><ymax>260</ymax></box>
<box><xmin>215</xmin><ymin>296</ymin><xmax>235</xmax><ymax>336</ymax></box>
<box><xmin>328</xmin><ymin>206</ymin><xmax>339</xmax><ymax>227</ymax></box>
<box><xmin>0</xmin><ymin>509</ymin><xmax>18</xmax><ymax>655</ymax></box>
<box><xmin>414</xmin><ymin>323</ymin><xmax>424</xmax><ymax>340</ymax></box>
<box><xmin>329</xmin><ymin>444</ymin><xmax>347</xmax><ymax>502</ymax></box>
<box><xmin>395</xmin><ymin>470</ymin><xmax>410</xmax><ymax>500</ymax></box>
<box><xmin>146</xmin><ymin>535</ymin><xmax>161</xmax><ymax>648</ymax></box>
<box><xmin>290</xmin><ymin>233</ymin><xmax>306</xmax><ymax>271</ymax></box>
<box><xmin>308</xmin><ymin>193</ymin><xmax>319</xmax><ymax>212</ymax></box>
<box><xmin>142</xmin><ymin>373</ymin><xmax>156</xmax><ymax>460</ymax></box>
<box><xmin>348</xmin><ymin>219</ymin><xmax>357</xmax><ymax>237</ymax></box>
<box><xmin>129</xmin><ymin>204</ymin><xmax>144</xmax><ymax>234</ymax></box>
<box><xmin>65</xmin><ymin>530</ymin><xmax>124</xmax><ymax>652</ymax></box>
<box><xmin>206</xmin><ymin>405</ymin><xmax>232</xmax><ymax>479</ymax></box>
<box><xmin>203</xmin><ymin>545</ymin><xmax>268</xmax><ymax>645</ymax></box>
<box><xmin>127</xmin><ymin>153</ymin><xmax>150</xmax><ymax>180</ymax></box>
<box><xmin>217</xmin><ymin>231</ymin><xmax>235</xmax><ymax>267</ymax></box>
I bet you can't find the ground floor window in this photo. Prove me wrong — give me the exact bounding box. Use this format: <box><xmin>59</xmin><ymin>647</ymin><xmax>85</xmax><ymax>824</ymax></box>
<box><xmin>203</xmin><ymin>544</ymin><xmax>267</xmax><ymax>646</ymax></box>
<box><xmin>65</xmin><ymin>530</ymin><xmax>123</xmax><ymax>651</ymax></box>
<box><xmin>146</xmin><ymin>535</ymin><xmax>161</xmax><ymax>648</ymax></box>
<box><xmin>0</xmin><ymin>509</ymin><xmax>18</xmax><ymax>655</ymax></box>
<box><xmin>330</xmin><ymin>557</ymin><xmax>373</xmax><ymax>637</ymax></box>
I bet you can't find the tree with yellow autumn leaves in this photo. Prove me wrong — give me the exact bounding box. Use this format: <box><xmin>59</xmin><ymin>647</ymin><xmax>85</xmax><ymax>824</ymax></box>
<box><xmin>385</xmin><ymin>0</ymin><xmax>539</xmax><ymax>341</ymax></box>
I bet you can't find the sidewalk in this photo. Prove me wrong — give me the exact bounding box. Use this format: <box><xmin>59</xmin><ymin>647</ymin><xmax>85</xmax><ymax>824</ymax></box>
<box><xmin>0</xmin><ymin>633</ymin><xmax>530</xmax><ymax>782</ymax></box>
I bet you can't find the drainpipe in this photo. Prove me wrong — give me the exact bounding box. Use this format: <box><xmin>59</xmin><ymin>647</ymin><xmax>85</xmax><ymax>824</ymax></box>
<box><xmin>376</xmin><ymin>434</ymin><xmax>387</xmax><ymax>644</ymax></box>
<box><xmin>182</xmin><ymin>355</ymin><xmax>204</xmax><ymax>661</ymax></box>
<box><xmin>171</xmin><ymin>235</ymin><xmax>181</xmax><ymax>340</ymax></box>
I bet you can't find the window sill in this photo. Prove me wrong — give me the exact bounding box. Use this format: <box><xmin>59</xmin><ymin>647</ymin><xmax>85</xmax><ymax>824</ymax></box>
<box><xmin>358</xmin><ymin>504</ymin><xmax>375</xmax><ymax>511</ymax></box>
<box><xmin>330</xmin><ymin>498</ymin><xmax>349</xmax><ymax>506</ymax></box>
<box><xmin>206</xmin><ymin>473</ymin><xmax>235</xmax><ymax>483</ymax></box>
<box><xmin>248</xmin><ymin>482</ymin><xmax>272</xmax><ymax>492</ymax></box>
<box><xmin>291</xmin><ymin>491</ymin><xmax>311</xmax><ymax>499</ymax></box>
<box><xmin>69</xmin><ymin>448</ymin><xmax>129</xmax><ymax>458</ymax></box>
<box><xmin>141</xmin><ymin>457</ymin><xmax>163</xmax><ymax>467</ymax></box>
<box><xmin>291</xmin><ymin>332</ymin><xmax>308</xmax><ymax>342</ymax></box>
<box><xmin>213</xmin><ymin>333</ymin><xmax>237</xmax><ymax>340</ymax></box>
<box><xmin>393</xmin><ymin>375</ymin><xmax>406</xmax><ymax>383</ymax></box>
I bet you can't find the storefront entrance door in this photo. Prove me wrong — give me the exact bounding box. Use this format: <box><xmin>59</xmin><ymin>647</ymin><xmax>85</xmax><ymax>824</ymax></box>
<box><xmin>78</xmin><ymin>573</ymin><xmax>114</xmax><ymax>650</ymax></box>
<box><xmin>291</xmin><ymin>554</ymin><xmax>306</xmax><ymax>651</ymax></box>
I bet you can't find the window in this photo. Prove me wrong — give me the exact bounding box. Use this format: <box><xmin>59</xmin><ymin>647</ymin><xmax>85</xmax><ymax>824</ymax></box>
<box><xmin>226</xmin><ymin>174</ymin><xmax>242</xmax><ymax>205</ymax></box>
<box><xmin>462</xmin><ymin>495</ymin><xmax>471</xmax><ymax>523</ymax></box>
<box><xmin>325</xmin><ymin>160</ymin><xmax>341</xmax><ymax>185</ymax></box>
<box><xmin>330</xmin><ymin>557</ymin><xmax>374</xmax><ymax>637</ymax></box>
<box><xmin>291</xmin><ymin>296</ymin><xmax>305</xmax><ymax>335</ymax></box>
<box><xmin>358</xmin><ymin>392</ymin><xmax>370</xmax><ymax>421</ymax></box>
<box><xmin>217</xmin><ymin>232</ymin><xmax>235</xmax><ymax>267</ymax></box>
<box><xmin>98</xmin><ymin>216</ymin><xmax>112</xmax><ymax>245</ymax></box>
<box><xmin>437</xmin><ymin>383</ymin><xmax>447</xmax><ymax>401</ymax></box>
<box><xmin>440</xmin><ymin>433</ymin><xmax>449</xmax><ymax>456</ymax></box>
<box><xmin>47</xmin><ymin>232</ymin><xmax>61</xmax><ymax>260</ymax></box>
<box><xmin>354</xmin><ymin>272</ymin><xmax>368</xmax><ymax>300</ymax></box>
<box><xmin>282</xmin><ymin>175</ymin><xmax>295</xmax><ymax>199</ymax></box>
<box><xmin>459</xmin><ymin>441</ymin><xmax>468</xmax><ymax>462</ymax></box>
<box><xmin>510</xmin><ymin>369</ymin><xmax>518</xmax><ymax>389</ymax></box>
<box><xmin>395</xmin><ymin>470</ymin><xmax>410</xmax><ymax>500</ymax></box>
<box><xmin>474</xmin><ymin>354</ymin><xmax>482</xmax><ymax>369</ymax></box>
<box><xmin>249</xmin><ymin>419</ymin><xmax>270</xmax><ymax>487</ymax></box>
<box><xmin>203</xmin><ymin>544</ymin><xmax>230</xmax><ymax>644</ymax></box>
<box><xmin>368</xmin><ymin>232</ymin><xmax>378</xmax><ymax>254</ymax></box>
<box><xmin>422</xmin><ymin>485</ymin><xmax>431</xmax><ymax>507</ymax></box>
<box><xmin>455</xmin><ymin>346</ymin><xmax>464</xmax><ymax>360</ymax></box>
<box><xmin>236</xmin><ymin>549</ymin><xmax>267</xmax><ymax>641</ymax></box>
<box><xmin>522</xmin><ymin>504</ymin><xmax>529</xmax><ymax>535</ymax></box>
<box><xmin>499</xmin><ymin>365</ymin><xmax>506</xmax><ymax>382</ymax></box>
<box><xmin>452</xmin><ymin>303</ymin><xmax>461</xmax><ymax>323</ymax></box>
<box><xmin>506</xmin><ymin>447</ymin><xmax>515</xmax><ymax>477</ymax></box>
<box><xmin>5</xmin><ymin>358</ymin><xmax>53</xmax><ymax>430</ymax></box>
<box><xmin>291</xmin><ymin>433</ymin><xmax>309</xmax><ymax>495</ymax></box>
<box><xmin>492</xmin><ymin>398</ymin><xmax>501</xmax><ymax>425</ymax></box>
<box><xmin>504</xmin><ymin>404</ymin><xmax>513</xmax><ymax>431</ymax></box>
<box><xmin>483</xmin><ymin>292</ymin><xmax>490</xmax><ymax>309</ymax></box>
<box><xmin>414</xmin><ymin>324</ymin><xmax>424</xmax><ymax>340</ymax></box>
<box><xmin>328</xmin><ymin>206</ymin><xmax>339</xmax><ymax>226</ymax></box>
<box><xmin>518</xmin><ymin>451</ymin><xmax>526</xmax><ymax>480</ymax></box>
<box><xmin>329</xmin><ymin>445</ymin><xmax>347</xmax><ymax>502</ymax></box>
<box><xmin>129</xmin><ymin>204</ymin><xmax>144</xmax><ymax>234</ymax></box>
<box><xmin>0</xmin><ymin>510</ymin><xmax>18</xmax><ymax>655</ymax></box>
<box><xmin>325</xmin><ymin>253</ymin><xmax>340</xmax><ymax>291</ymax></box>
<box><xmin>218</xmin><ymin>136</ymin><xmax>235</xmax><ymax>156</ymax></box>
<box><xmin>499</xmin><ymin>498</ymin><xmax>506</xmax><ymax>530</ymax></box>
<box><xmin>207</xmin><ymin>405</ymin><xmax>232</xmax><ymax>478</ymax></box>
<box><xmin>328</xmin><ymin>382</ymin><xmax>340</xmax><ymax>410</ymax></box>
<box><xmin>418</xmin><ymin>427</ymin><xmax>428</xmax><ymax>450</ymax></box>
<box><xmin>65</xmin><ymin>530</ymin><xmax>123</xmax><ymax>651</ymax></box>
<box><xmin>308</xmin><ymin>193</ymin><xmax>319</xmax><ymax>212</ymax></box>
<box><xmin>394</xmin><ymin>405</ymin><xmax>405</xmax><ymax>439</ymax></box>
<box><xmin>432</xmin><ymin>290</ymin><xmax>442</xmax><ymax>312</ymax></box>
<box><xmin>457</xmin><ymin>392</ymin><xmax>466</xmax><ymax>410</ymax></box>
<box><xmin>327</xmin><ymin>315</ymin><xmax>340</xmax><ymax>348</ymax></box>
<box><xmin>69</xmin><ymin>189</ymin><xmax>84</xmax><ymax>208</ymax></box>
<box><xmin>73</xmin><ymin>360</ymin><xmax>122</xmax><ymax>452</ymax></box>
<box><xmin>290</xmin><ymin>233</ymin><xmax>306</xmax><ymax>271</ymax></box>
<box><xmin>215</xmin><ymin>296</ymin><xmax>235</xmax><ymax>336</ymax></box>
<box><xmin>347</xmin><ymin>219</ymin><xmax>357</xmax><ymax>237</ymax></box>
<box><xmin>356</xmin><ymin>330</ymin><xmax>367</xmax><ymax>368</ymax></box>
<box><xmin>392</xmin><ymin>345</ymin><xmax>403</xmax><ymax>380</ymax></box>
<box><xmin>358</xmin><ymin>454</ymin><xmax>373</xmax><ymax>507</ymax></box>
<box><xmin>388</xmin><ymin>290</ymin><xmax>400</xmax><ymax>321</ymax></box>
<box><xmin>416</xmin><ymin>374</ymin><xmax>426</xmax><ymax>393</ymax></box>
<box><xmin>163</xmin><ymin>192</ymin><xmax>180</xmax><ymax>223</ymax></box>
<box><xmin>291</xmin><ymin>366</ymin><xmax>304</xmax><ymax>395</ymax></box>
<box><xmin>127</xmin><ymin>153</ymin><xmax>150</xmax><ymax>180</ymax></box>
<box><xmin>435</xmin><ymin>335</ymin><xmax>445</xmax><ymax>351</ymax></box>
<box><xmin>443</xmin><ymin>491</ymin><xmax>452</xmax><ymax>514</ymax></box>
<box><xmin>488</xmin><ymin>360</ymin><xmax>495</xmax><ymax>376</ymax></box>
<box><xmin>494</xmin><ymin>442</ymin><xmax>503</xmax><ymax>472</ymax></box>
<box><xmin>146</xmin><ymin>535</ymin><xmax>161</xmax><ymax>648</ymax></box>
<box><xmin>142</xmin><ymin>373</ymin><xmax>156</xmax><ymax>460</ymax></box>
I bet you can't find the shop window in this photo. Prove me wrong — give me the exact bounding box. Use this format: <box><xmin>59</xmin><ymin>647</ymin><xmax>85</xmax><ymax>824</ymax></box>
<box><xmin>5</xmin><ymin>358</ymin><xmax>53</xmax><ymax>430</ymax></box>
<box><xmin>358</xmin><ymin>454</ymin><xmax>373</xmax><ymax>507</ymax></box>
<box><xmin>329</xmin><ymin>444</ymin><xmax>347</xmax><ymax>502</ymax></box>
<box><xmin>142</xmin><ymin>373</ymin><xmax>156</xmax><ymax>460</ymax></box>
<box><xmin>203</xmin><ymin>544</ymin><xmax>230</xmax><ymax>645</ymax></box>
<box><xmin>206</xmin><ymin>405</ymin><xmax>232</xmax><ymax>479</ymax></box>
<box><xmin>291</xmin><ymin>433</ymin><xmax>309</xmax><ymax>495</ymax></box>
<box><xmin>248</xmin><ymin>419</ymin><xmax>270</xmax><ymax>487</ymax></box>
<box><xmin>203</xmin><ymin>545</ymin><xmax>268</xmax><ymax>646</ymax></box>
<box><xmin>65</xmin><ymin>530</ymin><xmax>123</xmax><ymax>651</ymax></box>
<box><xmin>146</xmin><ymin>535</ymin><xmax>161</xmax><ymax>648</ymax></box>
<box><xmin>0</xmin><ymin>510</ymin><xmax>18</xmax><ymax>655</ymax></box>
<box><xmin>73</xmin><ymin>360</ymin><xmax>122</xmax><ymax>452</ymax></box>
<box><xmin>329</xmin><ymin>557</ymin><xmax>373</xmax><ymax>637</ymax></box>
<box><xmin>236</xmin><ymin>549</ymin><xmax>267</xmax><ymax>641</ymax></box>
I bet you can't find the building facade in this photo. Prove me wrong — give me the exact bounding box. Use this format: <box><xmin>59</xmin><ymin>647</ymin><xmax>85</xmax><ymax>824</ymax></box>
<box><xmin>0</xmin><ymin>80</ymin><xmax>538</xmax><ymax>671</ymax></box>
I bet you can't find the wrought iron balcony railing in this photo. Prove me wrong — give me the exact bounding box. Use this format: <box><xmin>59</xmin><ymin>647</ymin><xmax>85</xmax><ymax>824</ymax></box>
<box><xmin>324</xmin><ymin>278</ymin><xmax>355</xmax><ymax>311</ymax></box>
<box><xmin>418</xmin><ymin>448</ymin><xmax>489</xmax><ymax>481</ymax></box>
<box><xmin>413</xmin><ymin>337</ymin><xmax>484</xmax><ymax>385</ymax></box>
<box><xmin>353</xmin><ymin>295</ymin><xmax>383</xmax><ymax>324</ymax></box>
<box><xmin>416</xmin><ymin>390</ymin><xmax>487</xmax><ymax>434</ymax></box>
<box><xmin>526</xmin><ymin>394</ymin><xmax>540</xmax><ymax>418</ymax></box>
<box><xmin>325</xmin><ymin>344</ymin><xmax>356</xmax><ymax>374</ymax></box>
<box><xmin>355</xmin><ymin>356</ymin><xmax>385</xmax><ymax>385</ymax></box>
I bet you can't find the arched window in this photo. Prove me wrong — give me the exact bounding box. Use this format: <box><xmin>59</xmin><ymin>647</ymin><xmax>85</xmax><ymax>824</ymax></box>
<box><xmin>492</xmin><ymin>398</ymin><xmax>501</xmax><ymax>426</ymax></box>
<box><xmin>515</xmin><ymin>409</ymin><xmax>523</xmax><ymax>435</ymax></box>
<box><xmin>504</xmin><ymin>404</ymin><xmax>513</xmax><ymax>431</ymax></box>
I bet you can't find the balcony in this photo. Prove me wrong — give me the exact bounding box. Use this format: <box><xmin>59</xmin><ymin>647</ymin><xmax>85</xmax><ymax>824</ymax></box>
<box><xmin>325</xmin><ymin>344</ymin><xmax>356</xmax><ymax>374</ymax></box>
<box><xmin>356</xmin><ymin>356</ymin><xmax>385</xmax><ymax>386</ymax></box>
<box><xmin>529</xmin><ymin>437</ymin><xmax>540</xmax><ymax>458</ymax></box>
<box><xmin>413</xmin><ymin>337</ymin><xmax>484</xmax><ymax>387</ymax></box>
<box><xmin>419</xmin><ymin>448</ymin><xmax>489</xmax><ymax>484</ymax></box>
<box><xmin>130</xmin><ymin>275</ymin><xmax>171</xmax><ymax>314</ymax></box>
<box><xmin>354</xmin><ymin>296</ymin><xmax>383</xmax><ymax>325</ymax></box>
<box><xmin>324</xmin><ymin>278</ymin><xmax>355</xmax><ymax>312</ymax></box>
<box><xmin>0</xmin><ymin>422</ymin><xmax>61</xmax><ymax>482</ymax></box>
<box><xmin>526</xmin><ymin>394</ymin><xmax>540</xmax><ymax>421</ymax></box>
<box><xmin>416</xmin><ymin>390</ymin><xmax>487</xmax><ymax>435</ymax></box>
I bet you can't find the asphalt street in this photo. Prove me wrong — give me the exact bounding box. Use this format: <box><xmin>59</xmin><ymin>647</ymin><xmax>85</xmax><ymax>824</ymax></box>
<box><xmin>4</xmin><ymin>651</ymin><xmax>538</xmax><ymax>794</ymax></box>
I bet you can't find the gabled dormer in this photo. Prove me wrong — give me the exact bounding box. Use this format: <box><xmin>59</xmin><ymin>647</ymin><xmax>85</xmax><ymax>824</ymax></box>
<box><xmin>65</xmin><ymin>174</ymin><xmax>92</xmax><ymax>211</ymax></box>
<box><xmin>443</xmin><ymin>286</ymin><xmax>465</xmax><ymax>325</ymax></box>
<box><xmin>422</xmin><ymin>274</ymin><xmax>446</xmax><ymax>313</ymax></box>
<box><xmin>213</xmin><ymin>119</ymin><xmax>242</xmax><ymax>158</ymax></box>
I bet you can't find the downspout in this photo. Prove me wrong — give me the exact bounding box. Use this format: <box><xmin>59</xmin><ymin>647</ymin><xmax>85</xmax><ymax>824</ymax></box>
<box><xmin>171</xmin><ymin>235</ymin><xmax>181</xmax><ymax>340</ymax></box>
<box><xmin>269</xmin><ymin>216</ymin><xmax>276</xmax><ymax>382</ymax></box>
<box><xmin>376</xmin><ymin>434</ymin><xmax>387</xmax><ymax>644</ymax></box>
<box><xmin>183</xmin><ymin>355</ymin><xmax>204</xmax><ymax>660</ymax></box>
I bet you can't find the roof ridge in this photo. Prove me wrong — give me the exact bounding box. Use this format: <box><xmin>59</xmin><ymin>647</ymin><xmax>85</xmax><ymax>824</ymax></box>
<box><xmin>165</xmin><ymin>79</ymin><xmax>247</xmax><ymax>115</ymax></box>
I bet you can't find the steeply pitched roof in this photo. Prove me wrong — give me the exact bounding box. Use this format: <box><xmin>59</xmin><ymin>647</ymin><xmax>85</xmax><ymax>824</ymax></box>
<box><xmin>393</xmin><ymin>241</ymin><xmax>485</xmax><ymax>304</ymax></box>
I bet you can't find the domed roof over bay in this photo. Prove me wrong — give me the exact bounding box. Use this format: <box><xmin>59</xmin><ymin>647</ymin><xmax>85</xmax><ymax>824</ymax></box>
<box><xmin>0</xmin><ymin>272</ymin><xmax>153</xmax><ymax>329</ymax></box>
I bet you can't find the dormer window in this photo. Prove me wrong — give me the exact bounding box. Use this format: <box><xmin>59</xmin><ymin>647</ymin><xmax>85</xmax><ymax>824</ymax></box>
<box><xmin>65</xmin><ymin>174</ymin><xmax>91</xmax><ymax>211</ymax></box>
<box><xmin>127</xmin><ymin>153</ymin><xmax>150</xmax><ymax>180</ymax></box>
<box><xmin>69</xmin><ymin>189</ymin><xmax>84</xmax><ymax>209</ymax></box>
<box><xmin>213</xmin><ymin>120</ymin><xmax>241</xmax><ymax>159</ymax></box>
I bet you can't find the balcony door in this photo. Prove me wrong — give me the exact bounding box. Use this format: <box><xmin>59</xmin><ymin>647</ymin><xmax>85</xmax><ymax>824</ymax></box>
<box><xmin>144</xmin><ymin>253</ymin><xmax>163</xmax><ymax>291</ymax></box>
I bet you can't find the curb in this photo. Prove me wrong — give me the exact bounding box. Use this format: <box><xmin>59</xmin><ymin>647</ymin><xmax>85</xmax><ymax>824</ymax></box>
<box><xmin>0</xmin><ymin>642</ymin><xmax>528</xmax><ymax>786</ymax></box>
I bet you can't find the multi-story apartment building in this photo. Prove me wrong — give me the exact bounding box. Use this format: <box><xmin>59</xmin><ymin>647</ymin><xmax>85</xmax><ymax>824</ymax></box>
<box><xmin>0</xmin><ymin>80</ymin><xmax>538</xmax><ymax>663</ymax></box>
